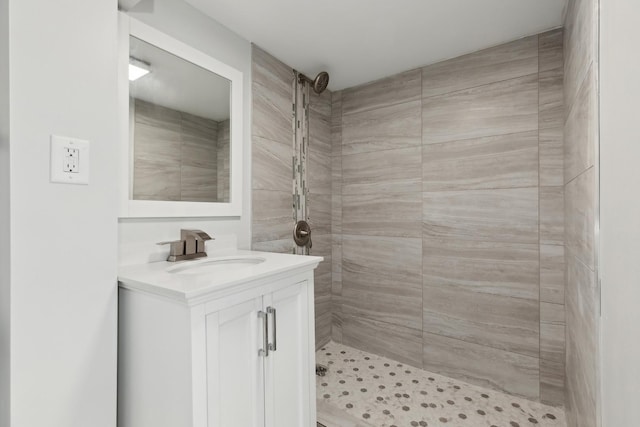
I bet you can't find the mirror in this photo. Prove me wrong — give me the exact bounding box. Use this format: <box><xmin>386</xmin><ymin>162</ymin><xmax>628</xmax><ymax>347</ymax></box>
<box><xmin>130</xmin><ymin>36</ymin><xmax>231</xmax><ymax>203</ymax></box>
<box><xmin>119</xmin><ymin>15</ymin><xmax>243</xmax><ymax>217</ymax></box>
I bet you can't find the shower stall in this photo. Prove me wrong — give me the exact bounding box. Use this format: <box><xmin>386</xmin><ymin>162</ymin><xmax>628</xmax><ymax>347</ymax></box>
<box><xmin>251</xmin><ymin>9</ymin><xmax>594</xmax><ymax>421</ymax></box>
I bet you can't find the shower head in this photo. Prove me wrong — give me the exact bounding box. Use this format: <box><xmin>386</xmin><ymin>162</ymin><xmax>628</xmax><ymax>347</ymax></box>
<box><xmin>299</xmin><ymin>71</ymin><xmax>330</xmax><ymax>94</ymax></box>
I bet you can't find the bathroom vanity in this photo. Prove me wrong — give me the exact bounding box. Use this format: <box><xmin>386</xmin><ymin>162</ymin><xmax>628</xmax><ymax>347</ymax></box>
<box><xmin>118</xmin><ymin>250</ymin><xmax>322</xmax><ymax>427</ymax></box>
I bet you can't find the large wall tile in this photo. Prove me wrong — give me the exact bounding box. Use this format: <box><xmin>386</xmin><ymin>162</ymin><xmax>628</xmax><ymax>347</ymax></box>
<box><xmin>563</xmin><ymin>1</ymin><xmax>598</xmax><ymax>416</ymax></box>
<box><xmin>342</xmin><ymin>193</ymin><xmax>422</xmax><ymax>237</ymax></box>
<box><xmin>133</xmin><ymin>100</ymin><xmax>225</xmax><ymax>202</ymax></box>
<box><xmin>217</xmin><ymin>120</ymin><xmax>231</xmax><ymax>202</ymax></box>
<box><xmin>565</xmin><ymin>167</ymin><xmax>596</xmax><ymax>270</ymax></box>
<box><xmin>422</xmin><ymin>74</ymin><xmax>538</xmax><ymax>145</ymax></box>
<box><xmin>134</xmin><ymin>122</ymin><xmax>181</xmax><ymax>164</ymax></box>
<box><xmin>252</xmin><ymin>190</ymin><xmax>293</xmax><ymax>243</ymax></box>
<box><xmin>252</xmin><ymin>45</ymin><xmax>293</xmax><ymax>144</ymax></box>
<box><xmin>331</xmin><ymin>90</ymin><xmax>343</xmax><ymax>155</ymax></box>
<box><xmin>315</xmin><ymin>316</ymin><xmax>332</xmax><ymax>348</ymax></box>
<box><xmin>252</xmin><ymin>136</ymin><xmax>291</xmax><ymax>191</ymax></box>
<box><xmin>422</xmin><ymin>131</ymin><xmax>538</xmax><ymax>191</ymax></box>
<box><xmin>342</xmin><ymin>315</ymin><xmax>423</xmax><ymax>368</ymax></box>
<box><xmin>342</xmin><ymin>146</ymin><xmax>422</xmax><ymax>195</ymax></box>
<box><xmin>541</xmin><ymin>356</ymin><xmax>565</xmax><ymax>406</ymax></box>
<box><xmin>539</xmin><ymin>68</ymin><xmax>564</xmax><ymax>130</ymax></box>
<box><xmin>315</xmin><ymin>309</ymin><xmax>332</xmax><ymax>349</ymax></box>
<box><xmin>309</xmin><ymin>209</ymin><xmax>333</xmax><ymax>348</ymax></box>
<box><xmin>331</xmin><ymin>91</ymin><xmax>343</xmax><ymax>344</ymax></box>
<box><xmin>132</xmin><ymin>158</ymin><xmax>181</xmax><ymax>201</ymax></box>
<box><xmin>541</xmin><ymin>302</ymin><xmax>565</xmax><ymax>326</ymax></box>
<box><xmin>423</xmin><ymin>285</ymin><xmax>540</xmax><ymax>357</ymax></box>
<box><xmin>182</xmin><ymin>139</ymin><xmax>217</xmax><ymax>170</ymax></box>
<box><xmin>309</xmin><ymin>146</ymin><xmax>332</xmax><ymax>195</ymax></box>
<box><xmin>564</xmin><ymin>0</ymin><xmax>596</xmax><ymax>110</ymax></box>
<box><xmin>540</xmin><ymin>186</ymin><xmax>565</xmax><ymax>246</ymax></box>
<box><xmin>251</xmin><ymin>239</ymin><xmax>294</xmax><ymax>254</ymax></box>
<box><xmin>565</xmin><ymin>66</ymin><xmax>597</xmax><ymax>183</ymax></box>
<box><xmin>181</xmin><ymin>165</ymin><xmax>217</xmax><ymax>202</ymax></box>
<box><xmin>342</xmin><ymin>100</ymin><xmax>421</xmax><ymax>156</ymax></box>
<box><xmin>539</xmin><ymin>29</ymin><xmax>564</xmax><ymax>73</ymax></box>
<box><xmin>310</xmin><ymin>91</ymin><xmax>332</xmax><ymax>155</ymax></box>
<box><xmin>308</xmin><ymin>193</ymin><xmax>332</xmax><ymax>236</ymax></box>
<box><xmin>314</xmin><ymin>244</ymin><xmax>332</xmax><ymax>297</ymax></box>
<box><xmin>252</xmin><ymin>45</ymin><xmax>293</xmax><ymax>91</ymax></box>
<box><xmin>342</xmin><ymin>69</ymin><xmax>421</xmax><ymax>115</ymax></box>
<box><xmin>540</xmin><ymin>244</ymin><xmax>565</xmax><ymax>304</ymax></box>
<box><xmin>331</xmin><ymin>174</ymin><xmax>342</xmax><ymax>235</ymax></box>
<box><xmin>134</xmin><ymin>98</ymin><xmax>181</xmax><ymax>132</ymax></box>
<box><xmin>423</xmin><ymin>238</ymin><xmax>539</xmax><ymax>301</ymax></box>
<box><xmin>342</xmin><ymin>235</ymin><xmax>422</xmax><ymax>330</ymax></box>
<box><xmin>331</xmin><ymin>243</ymin><xmax>342</xmax><ymax>293</ymax></box>
<box><xmin>564</xmin><ymin>0</ymin><xmax>598</xmax><ymax>420</ymax></box>
<box><xmin>422</xmin><ymin>36</ymin><xmax>538</xmax><ymax>98</ymax></box>
<box><xmin>422</xmin><ymin>332</ymin><xmax>540</xmax><ymax>399</ymax></box>
<box><xmin>539</xmin><ymin>127</ymin><xmax>564</xmax><ymax>187</ymax></box>
<box><xmin>541</xmin><ymin>318</ymin><xmax>565</xmax><ymax>363</ymax></box>
<box><xmin>423</xmin><ymin>187</ymin><xmax>539</xmax><ymax>244</ymax></box>
<box><xmin>565</xmin><ymin>250</ymin><xmax>599</xmax><ymax>427</ymax></box>
<box><xmin>331</xmin><ymin>308</ymin><xmax>343</xmax><ymax>343</ymax></box>
<box><xmin>181</xmin><ymin>111</ymin><xmax>218</xmax><ymax>135</ymax></box>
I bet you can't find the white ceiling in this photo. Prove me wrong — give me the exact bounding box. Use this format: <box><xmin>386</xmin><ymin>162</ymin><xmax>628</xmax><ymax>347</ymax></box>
<box><xmin>130</xmin><ymin>35</ymin><xmax>231</xmax><ymax>121</ymax></box>
<box><xmin>185</xmin><ymin>0</ymin><xmax>567</xmax><ymax>90</ymax></box>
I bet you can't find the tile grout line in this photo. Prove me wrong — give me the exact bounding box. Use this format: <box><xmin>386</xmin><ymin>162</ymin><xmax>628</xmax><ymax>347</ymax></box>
<box><xmin>420</xmin><ymin>67</ymin><xmax>426</xmax><ymax>369</ymax></box>
<box><xmin>538</xmin><ymin>32</ymin><xmax>544</xmax><ymax>401</ymax></box>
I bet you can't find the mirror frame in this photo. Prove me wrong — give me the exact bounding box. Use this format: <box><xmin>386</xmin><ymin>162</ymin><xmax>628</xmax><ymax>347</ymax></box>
<box><xmin>118</xmin><ymin>13</ymin><xmax>243</xmax><ymax>217</ymax></box>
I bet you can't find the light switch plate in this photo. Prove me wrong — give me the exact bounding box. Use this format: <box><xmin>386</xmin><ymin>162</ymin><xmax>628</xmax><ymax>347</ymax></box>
<box><xmin>50</xmin><ymin>135</ymin><xmax>90</xmax><ymax>185</ymax></box>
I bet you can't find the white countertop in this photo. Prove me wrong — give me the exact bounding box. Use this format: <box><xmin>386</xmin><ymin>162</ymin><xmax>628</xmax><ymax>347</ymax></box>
<box><xmin>118</xmin><ymin>249</ymin><xmax>323</xmax><ymax>305</ymax></box>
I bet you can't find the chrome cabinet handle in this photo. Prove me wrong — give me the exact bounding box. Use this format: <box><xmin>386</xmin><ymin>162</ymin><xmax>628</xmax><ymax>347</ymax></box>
<box><xmin>267</xmin><ymin>306</ymin><xmax>277</xmax><ymax>352</ymax></box>
<box><xmin>258</xmin><ymin>311</ymin><xmax>269</xmax><ymax>357</ymax></box>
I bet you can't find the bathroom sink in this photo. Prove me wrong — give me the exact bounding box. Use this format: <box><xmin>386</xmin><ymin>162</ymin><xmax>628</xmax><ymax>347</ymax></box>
<box><xmin>167</xmin><ymin>256</ymin><xmax>267</xmax><ymax>276</ymax></box>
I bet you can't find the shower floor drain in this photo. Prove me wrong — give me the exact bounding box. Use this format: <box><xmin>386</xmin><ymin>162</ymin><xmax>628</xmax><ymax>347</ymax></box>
<box><xmin>316</xmin><ymin>364</ymin><xmax>328</xmax><ymax>377</ymax></box>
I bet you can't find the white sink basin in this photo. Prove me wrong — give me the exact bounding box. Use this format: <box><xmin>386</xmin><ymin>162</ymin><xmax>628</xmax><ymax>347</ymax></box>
<box><xmin>167</xmin><ymin>256</ymin><xmax>267</xmax><ymax>276</ymax></box>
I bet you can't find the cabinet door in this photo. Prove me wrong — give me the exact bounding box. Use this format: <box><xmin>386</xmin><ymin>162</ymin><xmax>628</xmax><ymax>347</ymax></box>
<box><xmin>206</xmin><ymin>297</ymin><xmax>265</xmax><ymax>427</ymax></box>
<box><xmin>264</xmin><ymin>281</ymin><xmax>313</xmax><ymax>427</ymax></box>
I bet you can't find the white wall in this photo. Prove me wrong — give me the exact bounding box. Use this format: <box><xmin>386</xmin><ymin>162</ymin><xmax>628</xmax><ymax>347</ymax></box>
<box><xmin>6</xmin><ymin>0</ymin><xmax>119</xmax><ymax>425</ymax></box>
<box><xmin>600</xmin><ymin>0</ymin><xmax>640</xmax><ymax>425</ymax></box>
<box><xmin>0</xmin><ymin>0</ymin><xmax>10</xmax><ymax>424</ymax></box>
<box><xmin>119</xmin><ymin>0</ymin><xmax>253</xmax><ymax>265</ymax></box>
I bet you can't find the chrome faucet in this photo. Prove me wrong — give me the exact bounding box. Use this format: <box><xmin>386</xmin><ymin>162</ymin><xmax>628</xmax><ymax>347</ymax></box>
<box><xmin>157</xmin><ymin>229</ymin><xmax>213</xmax><ymax>262</ymax></box>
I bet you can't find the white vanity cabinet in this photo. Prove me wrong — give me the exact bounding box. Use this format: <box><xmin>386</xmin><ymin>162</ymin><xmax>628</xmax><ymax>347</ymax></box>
<box><xmin>206</xmin><ymin>281</ymin><xmax>311</xmax><ymax>427</ymax></box>
<box><xmin>117</xmin><ymin>251</ymin><xmax>322</xmax><ymax>427</ymax></box>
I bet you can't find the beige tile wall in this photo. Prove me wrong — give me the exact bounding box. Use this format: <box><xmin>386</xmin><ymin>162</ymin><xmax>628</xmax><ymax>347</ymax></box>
<box><xmin>251</xmin><ymin>45</ymin><xmax>295</xmax><ymax>255</ymax></box>
<box><xmin>331</xmin><ymin>91</ymin><xmax>344</xmax><ymax>344</ymax></box>
<box><xmin>250</xmin><ymin>45</ymin><xmax>334</xmax><ymax>347</ymax></box>
<box><xmin>538</xmin><ymin>29</ymin><xmax>567</xmax><ymax>406</ymax></box>
<box><xmin>339</xmin><ymin>69</ymin><xmax>425</xmax><ymax>368</ymax></box>
<box><xmin>563</xmin><ymin>0</ymin><xmax>600</xmax><ymax>425</ymax></box>
<box><xmin>332</xmin><ymin>31</ymin><xmax>566</xmax><ymax>406</ymax></box>
<box><xmin>132</xmin><ymin>99</ymin><xmax>227</xmax><ymax>202</ymax></box>
<box><xmin>251</xmin><ymin>32</ymin><xmax>575</xmax><ymax>407</ymax></box>
<box><xmin>309</xmin><ymin>88</ymin><xmax>333</xmax><ymax>347</ymax></box>
<box><xmin>217</xmin><ymin>119</ymin><xmax>230</xmax><ymax>202</ymax></box>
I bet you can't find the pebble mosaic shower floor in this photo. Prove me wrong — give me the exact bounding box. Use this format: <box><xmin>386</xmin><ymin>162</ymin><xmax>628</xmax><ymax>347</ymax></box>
<box><xmin>316</xmin><ymin>341</ymin><xmax>566</xmax><ymax>427</ymax></box>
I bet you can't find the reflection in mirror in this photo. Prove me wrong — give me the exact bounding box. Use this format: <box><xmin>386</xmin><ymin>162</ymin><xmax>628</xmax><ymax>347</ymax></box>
<box><xmin>129</xmin><ymin>36</ymin><xmax>231</xmax><ymax>203</ymax></box>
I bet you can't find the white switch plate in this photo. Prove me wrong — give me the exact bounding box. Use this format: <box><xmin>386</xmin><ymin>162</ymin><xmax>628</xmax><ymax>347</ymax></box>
<box><xmin>50</xmin><ymin>135</ymin><xmax>90</xmax><ymax>185</ymax></box>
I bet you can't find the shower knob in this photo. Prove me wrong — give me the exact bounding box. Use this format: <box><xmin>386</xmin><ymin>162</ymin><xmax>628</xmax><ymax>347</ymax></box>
<box><xmin>293</xmin><ymin>220</ymin><xmax>312</xmax><ymax>247</ymax></box>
